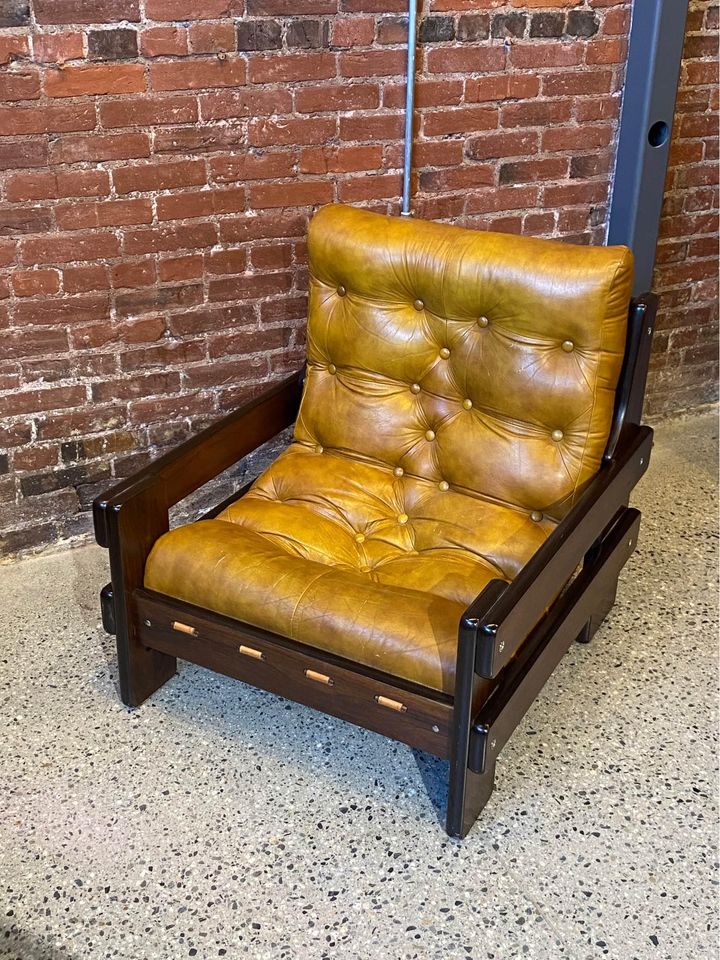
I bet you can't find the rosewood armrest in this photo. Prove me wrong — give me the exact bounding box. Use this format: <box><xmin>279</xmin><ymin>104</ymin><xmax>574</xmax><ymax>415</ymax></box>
<box><xmin>94</xmin><ymin>368</ymin><xmax>304</xmax><ymax>546</ymax></box>
<box><xmin>462</xmin><ymin>423</ymin><xmax>653</xmax><ymax>679</ymax></box>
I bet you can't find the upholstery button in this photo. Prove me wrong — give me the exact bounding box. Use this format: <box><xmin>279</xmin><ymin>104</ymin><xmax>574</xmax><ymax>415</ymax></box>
<box><xmin>561</xmin><ymin>339</ymin><xmax>574</xmax><ymax>352</ymax></box>
<box><xmin>478</xmin><ymin>316</ymin><xmax>489</xmax><ymax>328</ymax></box>
<box><xmin>551</xmin><ymin>429</ymin><xmax>564</xmax><ymax>442</ymax></box>
<box><xmin>439</xmin><ymin>347</ymin><xmax>450</xmax><ymax>359</ymax></box>
<box><xmin>337</xmin><ymin>285</ymin><xmax>347</xmax><ymax>297</ymax></box>
<box><xmin>354</xmin><ymin>533</ymin><xmax>366</xmax><ymax>543</ymax></box>
<box><xmin>425</xmin><ymin>429</ymin><xmax>436</xmax><ymax>442</ymax></box>
<box><xmin>438</xmin><ymin>480</ymin><xmax>449</xmax><ymax>492</ymax></box>
<box><xmin>413</xmin><ymin>299</ymin><xmax>424</xmax><ymax>311</ymax></box>
<box><xmin>315</xmin><ymin>444</ymin><xmax>324</xmax><ymax>454</ymax></box>
<box><xmin>530</xmin><ymin>510</ymin><xmax>543</xmax><ymax>522</ymax></box>
<box><xmin>462</xmin><ymin>398</ymin><xmax>473</xmax><ymax>410</ymax></box>
<box><xmin>328</xmin><ymin>363</ymin><xmax>337</xmax><ymax>375</ymax></box>
<box><xmin>393</xmin><ymin>466</ymin><xmax>404</xmax><ymax>477</ymax></box>
<box><xmin>398</xmin><ymin>513</ymin><xmax>409</xmax><ymax>525</ymax></box>
<box><xmin>410</xmin><ymin>383</ymin><xmax>421</xmax><ymax>394</ymax></box>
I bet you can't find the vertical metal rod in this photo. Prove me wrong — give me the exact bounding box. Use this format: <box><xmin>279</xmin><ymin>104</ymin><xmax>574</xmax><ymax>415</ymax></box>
<box><xmin>401</xmin><ymin>0</ymin><xmax>418</xmax><ymax>217</ymax></box>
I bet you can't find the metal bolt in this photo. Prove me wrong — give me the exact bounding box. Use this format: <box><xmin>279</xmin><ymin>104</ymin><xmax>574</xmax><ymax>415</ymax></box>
<box><xmin>465</xmin><ymin>617</ymin><xmax>480</xmax><ymax>628</ymax></box>
<box><xmin>431</xmin><ymin>724</ymin><xmax>440</xmax><ymax>734</ymax></box>
<box><xmin>144</xmin><ymin>619</ymin><xmax>152</xmax><ymax>627</ymax></box>
<box><xmin>640</xmin><ymin>458</ymin><xmax>644</xmax><ymax>466</ymax></box>
<box><xmin>498</xmin><ymin>640</ymin><xmax>505</xmax><ymax>654</ymax></box>
<box><xmin>647</xmin><ymin>326</ymin><xmax>652</xmax><ymax>335</ymax></box>
<box><xmin>490</xmin><ymin>738</ymin><xmax>497</xmax><ymax>751</ymax></box>
<box><xmin>628</xmin><ymin>539</ymin><xmax>633</xmax><ymax>548</ymax></box>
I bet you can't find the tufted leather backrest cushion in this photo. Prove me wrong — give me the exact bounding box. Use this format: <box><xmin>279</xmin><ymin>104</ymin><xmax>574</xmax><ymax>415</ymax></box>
<box><xmin>296</xmin><ymin>204</ymin><xmax>634</xmax><ymax>521</ymax></box>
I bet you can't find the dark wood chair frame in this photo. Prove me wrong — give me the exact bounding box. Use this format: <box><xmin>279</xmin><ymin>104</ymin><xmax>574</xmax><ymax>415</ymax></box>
<box><xmin>94</xmin><ymin>293</ymin><xmax>657</xmax><ymax>839</ymax></box>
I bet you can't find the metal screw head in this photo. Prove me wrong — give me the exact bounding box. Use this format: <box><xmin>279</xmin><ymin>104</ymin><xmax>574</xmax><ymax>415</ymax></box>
<box><xmin>628</xmin><ymin>539</ymin><xmax>633</xmax><ymax>548</ymax></box>
<box><xmin>647</xmin><ymin>326</ymin><xmax>652</xmax><ymax>335</ymax></box>
<box><xmin>640</xmin><ymin>458</ymin><xmax>644</xmax><ymax>466</ymax></box>
<box><xmin>490</xmin><ymin>738</ymin><xmax>497</xmax><ymax>751</ymax></box>
<box><xmin>144</xmin><ymin>619</ymin><xmax>152</xmax><ymax>627</ymax></box>
<box><xmin>498</xmin><ymin>640</ymin><xmax>505</xmax><ymax>654</ymax></box>
<box><xmin>431</xmin><ymin>724</ymin><xmax>440</xmax><ymax>734</ymax></box>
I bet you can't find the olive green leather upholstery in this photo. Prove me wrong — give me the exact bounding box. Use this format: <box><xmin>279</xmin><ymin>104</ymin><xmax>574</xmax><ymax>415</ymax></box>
<box><xmin>145</xmin><ymin>205</ymin><xmax>633</xmax><ymax>694</ymax></box>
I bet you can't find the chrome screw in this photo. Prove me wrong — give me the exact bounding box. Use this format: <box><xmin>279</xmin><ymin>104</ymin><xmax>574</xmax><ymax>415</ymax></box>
<box><xmin>144</xmin><ymin>619</ymin><xmax>152</xmax><ymax>627</ymax></box>
<box><xmin>431</xmin><ymin>725</ymin><xmax>440</xmax><ymax>734</ymax></box>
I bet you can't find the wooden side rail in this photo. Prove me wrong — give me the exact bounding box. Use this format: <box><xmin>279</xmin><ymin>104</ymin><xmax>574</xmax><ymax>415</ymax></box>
<box><xmin>464</xmin><ymin>424</ymin><xmax>653</xmax><ymax>679</ymax></box>
<box><xmin>468</xmin><ymin>507</ymin><xmax>641</xmax><ymax>774</ymax></box>
<box><xmin>93</xmin><ymin>368</ymin><xmax>304</xmax><ymax>546</ymax></box>
<box><xmin>136</xmin><ymin>589</ymin><xmax>453</xmax><ymax>757</ymax></box>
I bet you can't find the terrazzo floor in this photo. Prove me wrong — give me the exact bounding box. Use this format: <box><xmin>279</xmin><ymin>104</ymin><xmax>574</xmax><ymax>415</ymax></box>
<box><xmin>1</xmin><ymin>410</ymin><xmax>718</xmax><ymax>960</ymax></box>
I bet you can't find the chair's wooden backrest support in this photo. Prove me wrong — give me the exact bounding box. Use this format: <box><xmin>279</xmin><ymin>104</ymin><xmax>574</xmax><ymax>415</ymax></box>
<box><xmin>297</xmin><ymin>205</ymin><xmax>635</xmax><ymax>522</ymax></box>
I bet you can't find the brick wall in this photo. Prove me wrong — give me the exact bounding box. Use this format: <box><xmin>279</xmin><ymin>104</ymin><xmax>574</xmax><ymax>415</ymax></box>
<box><xmin>647</xmin><ymin>0</ymin><xmax>719</xmax><ymax>417</ymax></box>
<box><xmin>0</xmin><ymin>0</ymin><xmax>711</xmax><ymax>557</ymax></box>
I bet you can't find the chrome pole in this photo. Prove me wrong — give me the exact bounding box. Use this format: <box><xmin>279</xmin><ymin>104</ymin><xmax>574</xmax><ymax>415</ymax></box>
<box><xmin>401</xmin><ymin>0</ymin><xmax>418</xmax><ymax>217</ymax></box>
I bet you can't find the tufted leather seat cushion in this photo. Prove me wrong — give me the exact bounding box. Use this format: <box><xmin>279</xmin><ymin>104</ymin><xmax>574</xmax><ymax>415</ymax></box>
<box><xmin>144</xmin><ymin>204</ymin><xmax>633</xmax><ymax>694</ymax></box>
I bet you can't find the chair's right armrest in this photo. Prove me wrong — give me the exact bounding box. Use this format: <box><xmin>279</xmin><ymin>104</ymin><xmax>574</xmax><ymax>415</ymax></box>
<box><xmin>462</xmin><ymin>422</ymin><xmax>654</xmax><ymax>678</ymax></box>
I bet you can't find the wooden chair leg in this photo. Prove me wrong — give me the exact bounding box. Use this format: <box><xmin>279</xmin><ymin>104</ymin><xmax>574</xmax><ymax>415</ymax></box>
<box><xmin>100</xmin><ymin>495</ymin><xmax>177</xmax><ymax>707</ymax></box>
<box><xmin>446</xmin><ymin>761</ymin><xmax>496</xmax><ymax>839</ymax></box>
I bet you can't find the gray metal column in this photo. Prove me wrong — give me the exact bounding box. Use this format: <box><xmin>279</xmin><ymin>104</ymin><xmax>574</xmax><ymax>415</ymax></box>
<box><xmin>401</xmin><ymin>0</ymin><xmax>419</xmax><ymax>217</ymax></box>
<box><xmin>607</xmin><ymin>0</ymin><xmax>689</xmax><ymax>294</ymax></box>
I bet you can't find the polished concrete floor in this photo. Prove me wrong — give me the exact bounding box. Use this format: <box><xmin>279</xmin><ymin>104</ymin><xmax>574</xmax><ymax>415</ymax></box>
<box><xmin>1</xmin><ymin>411</ymin><xmax>717</xmax><ymax>960</ymax></box>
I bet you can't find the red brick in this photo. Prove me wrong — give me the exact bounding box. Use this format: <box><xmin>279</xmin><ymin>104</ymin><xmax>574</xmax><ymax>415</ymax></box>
<box><xmin>32</xmin><ymin>32</ymin><xmax>84</xmax><ymax>63</ymax></box>
<box><xmin>208</xmin><ymin>271</ymin><xmax>293</xmax><ymax>302</ymax></box>
<box><xmin>45</xmin><ymin>64</ymin><xmax>146</xmax><ymax>98</ymax></box>
<box><xmin>248</xmin><ymin>116</ymin><xmax>336</xmax><ymax>146</ymax></box>
<box><xmin>100</xmin><ymin>95</ymin><xmax>198</xmax><ymax>128</ymax></box>
<box><xmin>248</xmin><ymin>52</ymin><xmax>336</xmax><ymax>83</ymax></box>
<box><xmin>0</xmin><ymin>70</ymin><xmax>41</xmax><ymax>102</ymax></box>
<box><xmin>422</xmin><ymin>105</ymin><xmax>498</xmax><ymax>138</ymax></box>
<box><xmin>113</xmin><ymin>159</ymin><xmax>207</xmax><ymax>194</ymax></box>
<box><xmin>426</xmin><ymin>46</ymin><xmax>506</xmax><ymax>74</ymax></box>
<box><xmin>49</xmin><ymin>133</ymin><xmax>151</xmax><ymax>165</ymax></box>
<box><xmin>34</xmin><ymin>0</ymin><xmax>140</xmax><ymax>23</ymax></box>
<box><xmin>14</xmin><ymin>293</ymin><xmax>109</xmax><ymax>327</ymax></box>
<box><xmin>21</xmin><ymin>232</ymin><xmax>120</xmax><ymax>266</ymax></box>
<box><xmin>339</xmin><ymin>48</ymin><xmax>405</xmax><ymax>77</ymax></box>
<box><xmin>122</xmin><ymin>222</ymin><xmax>217</xmax><ymax>255</ymax></box>
<box><xmin>3</xmin><ymin>385</ymin><xmax>85</xmax><ymax>416</ymax></box>
<box><xmin>0</xmin><ymin>35</ymin><xmax>29</xmax><ymax>64</ymax></box>
<box><xmin>189</xmin><ymin>21</ymin><xmax>236</xmax><ymax>53</ymax></box>
<box><xmin>139</xmin><ymin>26</ymin><xmax>188</xmax><ymax>57</ymax></box>
<box><xmin>510</xmin><ymin>42</ymin><xmax>584</xmax><ymax>68</ymax></box>
<box><xmin>0</xmin><ymin>207</ymin><xmax>53</xmax><ymax>237</ymax></box>
<box><xmin>0</xmin><ymin>328</ymin><xmax>70</xmax><ymax>361</ymax></box>
<box><xmin>6</xmin><ymin>169</ymin><xmax>109</xmax><ymax>202</ymax></box>
<box><xmin>158</xmin><ymin>253</ymin><xmax>204</xmax><ymax>281</ymax></box>
<box><xmin>0</xmin><ymin>140</ymin><xmax>48</xmax><ymax>171</ymax></box>
<box><xmin>206</xmin><ymin>248</ymin><xmax>247</xmax><ymax>275</ymax></box>
<box><xmin>156</xmin><ymin>187</ymin><xmax>246</xmax><ymax>220</ymax></box>
<box><xmin>0</xmin><ymin>102</ymin><xmax>95</xmax><ymax>136</ymax></box>
<box><xmin>63</xmin><ymin>264</ymin><xmax>110</xmax><ymax>293</ymax></box>
<box><xmin>299</xmin><ymin>144</ymin><xmax>383</xmax><ymax>174</ymax></box>
<box><xmin>585</xmin><ymin>38</ymin><xmax>626</xmax><ymax>64</ymax></box>
<box><xmin>199</xmin><ymin>88</ymin><xmax>292</xmax><ymax>120</ymax></box>
<box><xmin>56</xmin><ymin>198</ymin><xmax>153</xmax><ymax>231</ymax></box>
<box><xmin>146</xmin><ymin>0</ymin><xmax>230</xmax><ymax>18</ymax></box>
<box><xmin>12</xmin><ymin>269</ymin><xmax>61</xmax><ymax>297</ymax></box>
<box><xmin>209</xmin><ymin>153</ymin><xmax>294</xmax><ymax>183</ymax></box>
<box><xmin>248</xmin><ymin>179</ymin><xmax>334</xmax><ymax>209</ymax></box>
<box><xmin>295</xmin><ymin>82</ymin><xmax>380</xmax><ymax>113</ymax></box>
<box><xmin>112</xmin><ymin>259</ymin><xmax>157</xmax><ymax>289</ymax></box>
<box><xmin>153</xmin><ymin>126</ymin><xmax>245</xmax><ymax>154</ymax></box>
<box><xmin>331</xmin><ymin>16</ymin><xmax>374</xmax><ymax>47</ymax></box>
<box><xmin>150</xmin><ymin>57</ymin><xmax>246</xmax><ymax>92</ymax></box>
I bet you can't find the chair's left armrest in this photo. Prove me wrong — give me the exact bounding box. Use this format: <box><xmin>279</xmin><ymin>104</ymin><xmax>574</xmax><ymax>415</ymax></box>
<box><xmin>93</xmin><ymin>368</ymin><xmax>304</xmax><ymax>548</ymax></box>
<box><xmin>462</xmin><ymin>423</ymin><xmax>654</xmax><ymax>678</ymax></box>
